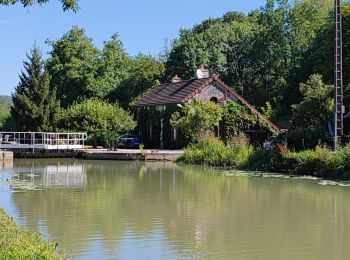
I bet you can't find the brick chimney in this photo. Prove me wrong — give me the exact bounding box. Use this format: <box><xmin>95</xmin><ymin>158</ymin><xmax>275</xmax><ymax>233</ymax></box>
<box><xmin>195</xmin><ymin>65</ymin><xmax>209</xmax><ymax>79</ymax></box>
<box><xmin>171</xmin><ymin>74</ymin><xmax>182</xmax><ymax>83</ymax></box>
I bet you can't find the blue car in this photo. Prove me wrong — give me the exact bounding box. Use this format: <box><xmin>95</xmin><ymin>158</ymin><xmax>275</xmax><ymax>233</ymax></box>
<box><xmin>117</xmin><ymin>134</ymin><xmax>142</xmax><ymax>149</ymax></box>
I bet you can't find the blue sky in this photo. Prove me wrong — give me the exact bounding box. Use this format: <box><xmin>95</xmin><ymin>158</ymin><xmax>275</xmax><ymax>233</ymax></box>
<box><xmin>0</xmin><ymin>0</ymin><xmax>266</xmax><ymax>95</ymax></box>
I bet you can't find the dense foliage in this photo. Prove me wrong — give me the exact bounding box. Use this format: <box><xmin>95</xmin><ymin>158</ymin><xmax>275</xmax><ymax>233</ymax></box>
<box><xmin>178</xmin><ymin>137</ymin><xmax>254</xmax><ymax>167</ymax></box>
<box><xmin>46</xmin><ymin>27</ymin><xmax>101</xmax><ymax>107</ymax></box>
<box><xmin>0</xmin><ymin>208</ymin><xmax>63</xmax><ymax>259</ymax></box>
<box><xmin>178</xmin><ymin>138</ymin><xmax>350</xmax><ymax>180</ymax></box>
<box><xmin>284</xmin><ymin>74</ymin><xmax>333</xmax><ymax>150</ymax></box>
<box><xmin>58</xmin><ymin>99</ymin><xmax>136</xmax><ymax>147</ymax></box>
<box><xmin>170</xmin><ymin>99</ymin><xmax>223</xmax><ymax>141</ymax></box>
<box><xmin>292</xmin><ymin>74</ymin><xmax>333</xmax><ymax>129</ymax></box>
<box><xmin>222</xmin><ymin>101</ymin><xmax>275</xmax><ymax>142</ymax></box>
<box><xmin>11</xmin><ymin>46</ymin><xmax>59</xmax><ymax>131</ymax></box>
<box><xmin>0</xmin><ymin>0</ymin><xmax>79</xmax><ymax>11</ymax></box>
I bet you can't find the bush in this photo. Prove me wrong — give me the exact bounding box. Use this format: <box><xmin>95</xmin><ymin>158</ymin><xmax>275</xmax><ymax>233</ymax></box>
<box><xmin>58</xmin><ymin>99</ymin><xmax>136</xmax><ymax>147</ymax></box>
<box><xmin>287</xmin><ymin>145</ymin><xmax>350</xmax><ymax>179</ymax></box>
<box><xmin>177</xmin><ymin>137</ymin><xmax>254</xmax><ymax>167</ymax></box>
<box><xmin>178</xmin><ymin>140</ymin><xmax>350</xmax><ymax>180</ymax></box>
<box><xmin>285</xmin><ymin>128</ymin><xmax>328</xmax><ymax>151</ymax></box>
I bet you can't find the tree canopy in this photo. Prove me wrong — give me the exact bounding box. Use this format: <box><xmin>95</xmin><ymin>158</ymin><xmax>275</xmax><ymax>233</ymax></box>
<box><xmin>0</xmin><ymin>0</ymin><xmax>79</xmax><ymax>12</ymax></box>
<box><xmin>292</xmin><ymin>74</ymin><xmax>333</xmax><ymax>130</ymax></box>
<box><xmin>166</xmin><ymin>0</ymin><xmax>335</xmax><ymax>113</ymax></box>
<box><xmin>58</xmin><ymin>99</ymin><xmax>136</xmax><ymax>146</ymax></box>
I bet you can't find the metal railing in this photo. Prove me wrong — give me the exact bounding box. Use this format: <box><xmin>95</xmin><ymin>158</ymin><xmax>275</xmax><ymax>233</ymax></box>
<box><xmin>0</xmin><ymin>132</ymin><xmax>88</xmax><ymax>151</ymax></box>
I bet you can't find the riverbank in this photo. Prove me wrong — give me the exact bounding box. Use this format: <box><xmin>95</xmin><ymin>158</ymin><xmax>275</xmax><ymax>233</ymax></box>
<box><xmin>0</xmin><ymin>208</ymin><xmax>63</xmax><ymax>259</ymax></box>
<box><xmin>12</xmin><ymin>149</ymin><xmax>183</xmax><ymax>161</ymax></box>
<box><xmin>177</xmin><ymin>138</ymin><xmax>350</xmax><ymax>180</ymax></box>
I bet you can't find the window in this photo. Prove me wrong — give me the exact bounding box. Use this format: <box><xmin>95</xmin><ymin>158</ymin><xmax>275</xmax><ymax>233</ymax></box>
<box><xmin>210</xmin><ymin>97</ymin><xmax>218</xmax><ymax>104</ymax></box>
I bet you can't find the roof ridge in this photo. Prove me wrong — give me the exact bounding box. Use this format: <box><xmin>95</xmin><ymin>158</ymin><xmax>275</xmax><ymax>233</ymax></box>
<box><xmin>213</xmin><ymin>77</ymin><xmax>282</xmax><ymax>133</ymax></box>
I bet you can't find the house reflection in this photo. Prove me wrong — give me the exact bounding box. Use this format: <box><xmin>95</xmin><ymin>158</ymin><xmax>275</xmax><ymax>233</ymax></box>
<box><xmin>0</xmin><ymin>159</ymin><xmax>13</xmax><ymax>170</ymax></box>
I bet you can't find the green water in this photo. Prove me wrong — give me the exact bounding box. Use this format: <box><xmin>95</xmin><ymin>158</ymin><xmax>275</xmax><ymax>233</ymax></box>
<box><xmin>1</xmin><ymin>159</ymin><xmax>350</xmax><ymax>259</ymax></box>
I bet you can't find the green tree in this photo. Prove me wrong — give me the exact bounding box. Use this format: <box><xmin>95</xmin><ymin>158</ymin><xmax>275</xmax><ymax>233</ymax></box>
<box><xmin>170</xmin><ymin>99</ymin><xmax>222</xmax><ymax>142</ymax></box>
<box><xmin>11</xmin><ymin>45</ymin><xmax>58</xmax><ymax>131</ymax></box>
<box><xmin>93</xmin><ymin>34</ymin><xmax>132</xmax><ymax>99</ymax></box>
<box><xmin>113</xmin><ymin>54</ymin><xmax>164</xmax><ymax>108</ymax></box>
<box><xmin>58</xmin><ymin>99</ymin><xmax>136</xmax><ymax>147</ymax></box>
<box><xmin>0</xmin><ymin>0</ymin><xmax>79</xmax><ymax>11</ymax></box>
<box><xmin>46</xmin><ymin>26</ymin><xmax>100</xmax><ymax>107</ymax></box>
<box><xmin>292</xmin><ymin>74</ymin><xmax>333</xmax><ymax>130</ymax></box>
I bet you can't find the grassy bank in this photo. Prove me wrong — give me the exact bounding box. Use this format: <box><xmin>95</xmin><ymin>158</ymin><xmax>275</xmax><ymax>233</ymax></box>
<box><xmin>177</xmin><ymin>138</ymin><xmax>350</xmax><ymax>180</ymax></box>
<box><xmin>0</xmin><ymin>208</ymin><xmax>63</xmax><ymax>259</ymax></box>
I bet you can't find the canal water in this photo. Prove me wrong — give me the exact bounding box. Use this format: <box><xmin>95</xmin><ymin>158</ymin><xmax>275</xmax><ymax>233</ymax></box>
<box><xmin>1</xmin><ymin>159</ymin><xmax>350</xmax><ymax>259</ymax></box>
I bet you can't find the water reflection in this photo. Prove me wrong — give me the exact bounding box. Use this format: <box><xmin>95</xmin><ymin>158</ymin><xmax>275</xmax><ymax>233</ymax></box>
<box><xmin>2</xmin><ymin>159</ymin><xmax>350</xmax><ymax>259</ymax></box>
<box><xmin>0</xmin><ymin>159</ymin><xmax>13</xmax><ymax>170</ymax></box>
<box><xmin>1</xmin><ymin>160</ymin><xmax>86</xmax><ymax>190</ymax></box>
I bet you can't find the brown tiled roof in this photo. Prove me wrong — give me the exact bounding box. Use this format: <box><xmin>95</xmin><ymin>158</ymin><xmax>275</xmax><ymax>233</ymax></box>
<box><xmin>134</xmin><ymin>77</ymin><xmax>211</xmax><ymax>107</ymax></box>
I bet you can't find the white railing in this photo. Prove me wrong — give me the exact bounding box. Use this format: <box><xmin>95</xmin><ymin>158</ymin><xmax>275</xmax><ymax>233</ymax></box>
<box><xmin>0</xmin><ymin>132</ymin><xmax>87</xmax><ymax>150</ymax></box>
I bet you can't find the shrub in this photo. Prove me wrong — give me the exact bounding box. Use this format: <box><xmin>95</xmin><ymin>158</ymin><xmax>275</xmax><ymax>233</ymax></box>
<box><xmin>58</xmin><ymin>99</ymin><xmax>136</xmax><ymax>147</ymax></box>
<box><xmin>285</xmin><ymin>128</ymin><xmax>328</xmax><ymax>151</ymax></box>
<box><xmin>177</xmin><ymin>137</ymin><xmax>255</xmax><ymax>167</ymax></box>
<box><xmin>178</xmin><ymin>138</ymin><xmax>235</xmax><ymax>166</ymax></box>
<box><xmin>178</xmin><ymin>140</ymin><xmax>350</xmax><ymax>180</ymax></box>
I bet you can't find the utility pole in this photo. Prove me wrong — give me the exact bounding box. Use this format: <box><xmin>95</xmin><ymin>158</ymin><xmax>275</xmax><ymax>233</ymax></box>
<box><xmin>334</xmin><ymin>0</ymin><xmax>344</xmax><ymax>150</ymax></box>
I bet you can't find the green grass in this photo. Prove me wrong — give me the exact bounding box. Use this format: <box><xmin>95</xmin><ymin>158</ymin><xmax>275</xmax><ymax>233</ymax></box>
<box><xmin>0</xmin><ymin>208</ymin><xmax>64</xmax><ymax>259</ymax></box>
<box><xmin>177</xmin><ymin>138</ymin><xmax>350</xmax><ymax>180</ymax></box>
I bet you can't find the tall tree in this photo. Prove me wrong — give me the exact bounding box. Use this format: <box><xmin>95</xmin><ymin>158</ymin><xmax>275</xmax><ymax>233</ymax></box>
<box><xmin>93</xmin><ymin>33</ymin><xmax>132</xmax><ymax>99</ymax></box>
<box><xmin>0</xmin><ymin>0</ymin><xmax>79</xmax><ymax>11</ymax></box>
<box><xmin>46</xmin><ymin>26</ymin><xmax>100</xmax><ymax>107</ymax></box>
<box><xmin>11</xmin><ymin>45</ymin><xmax>58</xmax><ymax>131</ymax></box>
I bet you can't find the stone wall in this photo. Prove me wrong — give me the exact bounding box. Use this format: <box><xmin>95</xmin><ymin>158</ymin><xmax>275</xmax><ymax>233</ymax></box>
<box><xmin>192</xmin><ymin>83</ymin><xmax>238</xmax><ymax>104</ymax></box>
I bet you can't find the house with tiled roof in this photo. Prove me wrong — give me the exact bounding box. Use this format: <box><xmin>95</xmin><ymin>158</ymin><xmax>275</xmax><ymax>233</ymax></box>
<box><xmin>133</xmin><ymin>66</ymin><xmax>281</xmax><ymax>149</ymax></box>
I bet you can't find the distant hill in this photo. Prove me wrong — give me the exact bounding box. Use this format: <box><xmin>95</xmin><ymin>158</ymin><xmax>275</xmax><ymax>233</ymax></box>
<box><xmin>0</xmin><ymin>95</ymin><xmax>12</xmax><ymax>114</ymax></box>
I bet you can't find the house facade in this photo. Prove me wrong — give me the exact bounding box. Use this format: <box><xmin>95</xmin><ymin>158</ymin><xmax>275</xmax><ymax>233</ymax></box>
<box><xmin>133</xmin><ymin>68</ymin><xmax>281</xmax><ymax>149</ymax></box>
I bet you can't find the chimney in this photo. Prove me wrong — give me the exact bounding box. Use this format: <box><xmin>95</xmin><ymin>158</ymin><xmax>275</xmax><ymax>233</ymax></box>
<box><xmin>171</xmin><ymin>74</ymin><xmax>182</xmax><ymax>83</ymax></box>
<box><xmin>195</xmin><ymin>65</ymin><xmax>209</xmax><ymax>79</ymax></box>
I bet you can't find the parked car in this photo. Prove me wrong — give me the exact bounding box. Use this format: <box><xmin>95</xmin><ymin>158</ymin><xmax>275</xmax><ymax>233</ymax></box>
<box><xmin>117</xmin><ymin>134</ymin><xmax>142</xmax><ymax>149</ymax></box>
<box><xmin>263</xmin><ymin>136</ymin><xmax>277</xmax><ymax>150</ymax></box>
